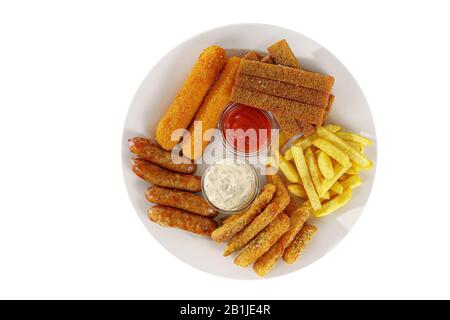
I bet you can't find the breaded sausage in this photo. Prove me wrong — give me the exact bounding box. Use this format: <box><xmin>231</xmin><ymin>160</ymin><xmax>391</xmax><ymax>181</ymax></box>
<box><xmin>210</xmin><ymin>183</ymin><xmax>276</xmax><ymax>243</ymax></box>
<box><xmin>131</xmin><ymin>159</ymin><xmax>201</xmax><ymax>192</ymax></box>
<box><xmin>148</xmin><ymin>205</ymin><xmax>218</xmax><ymax>236</ymax></box>
<box><xmin>145</xmin><ymin>186</ymin><xmax>216</xmax><ymax>218</ymax></box>
<box><xmin>128</xmin><ymin>137</ymin><xmax>196</xmax><ymax>173</ymax></box>
<box><xmin>253</xmin><ymin>203</ymin><xmax>311</xmax><ymax>276</ymax></box>
<box><xmin>283</xmin><ymin>224</ymin><xmax>317</xmax><ymax>264</ymax></box>
<box><xmin>235</xmin><ymin>213</ymin><xmax>290</xmax><ymax>267</ymax></box>
<box><xmin>155</xmin><ymin>45</ymin><xmax>226</xmax><ymax>150</ymax></box>
<box><xmin>224</xmin><ymin>203</ymin><xmax>280</xmax><ymax>256</ymax></box>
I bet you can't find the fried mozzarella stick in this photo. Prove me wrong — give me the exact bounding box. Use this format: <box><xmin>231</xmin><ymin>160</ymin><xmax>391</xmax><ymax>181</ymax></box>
<box><xmin>253</xmin><ymin>203</ymin><xmax>311</xmax><ymax>276</ymax></box>
<box><xmin>231</xmin><ymin>87</ymin><xmax>325</xmax><ymax>125</ymax></box>
<box><xmin>128</xmin><ymin>137</ymin><xmax>196</xmax><ymax>174</ymax></box>
<box><xmin>156</xmin><ymin>45</ymin><xmax>226</xmax><ymax>150</ymax></box>
<box><xmin>224</xmin><ymin>203</ymin><xmax>280</xmax><ymax>256</ymax></box>
<box><xmin>145</xmin><ymin>186</ymin><xmax>217</xmax><ymax>218</ymax></box>
<box><xmin>148</xmin><ymin>205</ymin><xmax>218</xmax><ymax>237</ymax></box>
<box><xmin>266</xmin><ymin>174</ymin><xmax>291</xmax><ymax>211</ymax></box>
<box><xmin>283</xmin><ymin>224</ymin><xmax>317</xmax><ymax>264</ymax></box>
<box><xmin>267</xmin><ymin>39</ymin><xmax>300</xmax><ymax>68</ymax></box>
<box><xmin>182</xmin><ymin>57</ymin><xmax>241</xmax><ymax>159</ymax></box>
<box><xmin>235</xmin><ymin>213</ymin><xmax>290</xmax><ymax>267</ymax></box>
<box><xmin>211</xmin><ymin>183</ymin><xmax>276</xmax><ymax>243</ymax></box>
<box><xmin>131</xmin><ymin>159</ymin><xmax>201</xmax><ymax>192</ymax></box>
<box><xmin>235</xmin><ymin>73</ymin><xmax>330</xmax><ymax>107</ymax></box>
<box><xmin>238</xmin><ymin>59</ymin><xmax>334</xmax><ymax>93</ymax></box>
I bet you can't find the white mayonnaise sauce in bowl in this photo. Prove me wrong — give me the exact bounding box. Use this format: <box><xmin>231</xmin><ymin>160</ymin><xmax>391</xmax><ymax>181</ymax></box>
<box><xmin>201</xmin><ymin>158</ymin><xmax>259</xmax><ymax>213</ymax></box>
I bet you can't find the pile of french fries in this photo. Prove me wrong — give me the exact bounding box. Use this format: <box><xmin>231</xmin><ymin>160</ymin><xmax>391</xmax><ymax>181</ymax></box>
<box><xmin>271</xmin><ymin>124</ymin><xmax>373</xmax><ymax>217</ymax></box>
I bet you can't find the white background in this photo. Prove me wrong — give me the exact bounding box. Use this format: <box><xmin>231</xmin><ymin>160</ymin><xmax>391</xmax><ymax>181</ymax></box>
<box><xmin>0</xmin><ymin>0</ymin><xmax>449</xmax><ymax>299</ymax></box>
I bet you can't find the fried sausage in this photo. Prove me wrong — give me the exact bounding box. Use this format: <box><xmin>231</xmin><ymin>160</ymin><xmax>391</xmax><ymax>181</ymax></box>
<box><xmin>283</xmin><ymin>224</ymin><xmax>317</xmax><ymax>264</ymax></box>
<box><xmin>148</xmin><ymin>205</ymin><xmax>218</xmax><ymax>236</ymax></box>
<box><xmin>235</xmin><ymin>213</ymin><xmax>290</xmax><ymax>267</ymax></box>
<box><xmin>131</xmin><ymin>159</ymin><xmax>201</xmax><ymax>192</ymax></box>
<box><xmin>128</xmin><ymin>137</ymin><xmax>196</xmax><ymax>174</ymax></box>
<box><xmin>145</xmin><ymin>186</ymin><xmax>216</xmax><ymax>218</ymax></box>
<box><xmin>210</xmin><ymin>183</ymin><xmax>276</xmax><ymax>243</ymax></box>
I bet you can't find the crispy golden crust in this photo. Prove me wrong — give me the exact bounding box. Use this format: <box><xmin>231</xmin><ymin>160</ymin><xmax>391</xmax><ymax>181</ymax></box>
<box><xmin>211</xmin><ymin>183</ymin><xmax>276</xmax><ymax>243</ymax></box>
<box><xmin>181</xmin><ymin>57</ymin><xmax>241</xmax><ymax>159</ymax></box>
<box><xmin>242</xmin><ymin>51</ymin><xmax>260</xmax><ymax>61</ymax></box>
<box><xmin>253</xmin><ymin>203</ymin><xmax>311</xmax><ymax>276</ymax></box>
<box><xmin>260</xmin><ymin>54</ymin><xmax>274</xmax><ymax>64</ymax></box>
<box><xmin>235</xmin><ymin>213</ymin><xmax>290</xmax><ymax>267</ymax></box>
<box><xmin>156</xmin><ymin>45</ymin><xmax>226</xmax><ymax>150</ymax></box>
<box><xmin>148</xmin><ymin>205</ymin><xmax>218</xmax><ymax>236</ymax></box>
<box><xmin>131</xmin><ymin>159</ymin><xmax>201</xmax><ymax>192</ymax></box>
<box><xmin>145</xmin><ymin>186</ymin><xmax>217</xmax><ymax>218</ymax></box>
<box><xmin>128</xmin><ymin>137</ymin><xmax>196</xmax><ymax>174</ymax></box>
<box><xmin>238</xmin><ymin>59</ymin><xmax>334</xmax><ymax>93</ymax></box>
<box><xmin>267</xmin><ymin>39</ymin><xmax>300</xmax><ymax>68</ymax></box>
<box><xmin>283</xmin><ymin>224</ymin><xmax>317</xmax><ymax>264</ymax></box>
<box><xmin>235</xmin><ymin>73</ymin><xmax>330</xmax><ymax>107</ymax></box>
<box><xmin>224</xmin><ymin>203</ymin><xmax>280</xmax><ymax>256</ymax></box>
<box><xmin>284</xmin><ymin>198</ymin><xmax>299</xmax><ymax>216</ymax></box>
<box><xmin>266</xmin><ymin>174</ymin><xmax>291</xmax><ymax>211</ymax></box>
<box><xmin>231</xmin><ymin>87</ymin><xmax>325</xmax><ymax>125</ymax></box>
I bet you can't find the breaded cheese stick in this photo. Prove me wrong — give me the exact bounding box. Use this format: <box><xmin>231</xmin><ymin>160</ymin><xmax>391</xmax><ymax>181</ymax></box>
<box><xmin>156</xmin><ymin>45</ymin><xmax>226</xmax><ymax>150</ymax></box>
<box><xmin>148</xmin><ymin>205</ymin><xmax>218</xmax><ymax>236</ymax></box>
<box><xmin>224</xmin><ymin>203</ymin><xmax>280</xmax><ymax>256</ymax></box>
<box><xmin>253</xmin><ymin>203</ymin><xmax>311</xmax><ymax>276</ymax></box>
<box><xmin>242</xmin><ymin>51</ymin><xmax>260</xmax><ymax>61</ymax></box>
<box><xmin>145</xmin><ymin>186</ymin><xmax>217</xmax><ymax>217</ymax></box>
<box><xmin>181</xmin><ymin>57</ymin><xmax>241</xmax><ymax>159</ymax></box>
<box><xmin>267</xmin><ymin>39</ymin><xmax>300</xmax><ymax>68</ymax></box>
<box><xmin>235</xmin><ymin>213</ymin><xmax>290</xmax><ymax>267</ymax></box>
<box><xmin>283</xmin><ymin>224</ymin><xmax>317</xmax><ymax>264</ymax></box>
<box><xmin>128</xmin><ymin>137</ymin><xmax>196</xmax><ymax>174</ymax></box>
<box><xmin>211</xmin><ymin>183</ymin><xmax>276</xmax><ymax>243</ymax></box>
<box><xmin>231</xmin><ymin>87</ymin><xmax>325</xmax><ymax>125</ymax></box>
<box><xmin>235</xmin><ymin>73</ymin><xmax>330</xmax><ymax>107</ymax></box>
<box><xmin>238</xmin><ymin>59</ymin><xmax>334</xmax><ymax>93</ymax></box>
<box><xmin>131</xmin><ymin>159</ymin><xmax>201</xmax><ymax>192</ymax></box>
<box><xmin>266</xmin><ymin>174</ymin><xmax>291</xmax><ymax>211</ymax></box>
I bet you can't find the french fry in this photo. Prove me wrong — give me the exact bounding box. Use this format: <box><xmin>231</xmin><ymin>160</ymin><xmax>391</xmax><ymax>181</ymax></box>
<box><xmin>318</xmin><ymin>163</ymin><xmax>350</xmax><ymax>197</ymax></box>
<box><xmin>275</xmin><ymin>151</ymin><xmax>300</xmax><ymax>183</ymax></box>
<box><xmin>331</xmin><ymin>181</ymin><xmax>344</xmax><ymax>194</ymax></box>
<box><xmin>316</xmin><ymin>126</ymin><xmax>373</xmax><ymax>169</ymax></box>
<box><xmin>313</xmin><ymin>188</ymin><xmax>353</xmax><ymax>217</ymax></box>
<box><xmin>304</xmin><ymin>147</ymin><xmax>323</xmax><ymax>193</ymax></box>
<box><xmin>291</xmin><ymin>146</ymin><xmax>321</xmax><ymax>210</ymax></box>
<box><xmin>336</xmin><ymin>131</ymin><xmax>372</xmax><ymax>146</ymax></box>
<box><xmin>324</xmin><ymin>124</ymin><xmax>342</xmax><ymax>132</ymax></box>
<box><xmin>341</xmin><ymin>175</ymin><xmax>362</xmax><ymax>189</ymax></box>
<box><xmin>346</xmin><ymin>163</ymin><xmax>363</xmax><ymax>175</ymax></box>
<box><xmin>288</xmin><ymin>184</ymin><xmax>307</xmax><ymax>199</ymax></box>
<box><xmin>278</xmin><ymin>131</ymin><xmax>290</xmax><ymax>147</ymax></box>
<box><xmin>317</xmin><ymin>150</ymin><xmax>334</xmax><ymax>179</ymax></box>
<box><xmin>313</xmin><ymin>138</ymin><xmax>351</xmax><ymax>167</ymax></box>
<box><xmin>321</xmin><ymin>191</ymin><xmax>331</xmax><ymax>200</ymax></box>
<box><xmin>346</xmin><ymin>140</ymin><xmax>363</xmax><ymax>152</ymax></box>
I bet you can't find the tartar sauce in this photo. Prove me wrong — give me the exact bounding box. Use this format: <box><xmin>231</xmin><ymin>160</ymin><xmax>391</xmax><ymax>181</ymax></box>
<box><xmin>202</xmin><ymin>159</ymin><xmax>257</xmax><ymax>212</ymax></box>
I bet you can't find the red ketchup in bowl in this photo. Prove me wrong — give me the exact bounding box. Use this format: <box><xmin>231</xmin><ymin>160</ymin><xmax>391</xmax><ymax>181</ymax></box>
<box><xmin>221</xmin><ymin>104</ymin><xmax>272</xmax><ymax>154</ymax></box>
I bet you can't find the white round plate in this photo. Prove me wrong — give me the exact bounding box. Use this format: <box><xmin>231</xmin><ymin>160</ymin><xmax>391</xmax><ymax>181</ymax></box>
<box><xmin>122</xmin><ymin>23</ymin><xmax>377</xmax><ymax>279</ymax></box>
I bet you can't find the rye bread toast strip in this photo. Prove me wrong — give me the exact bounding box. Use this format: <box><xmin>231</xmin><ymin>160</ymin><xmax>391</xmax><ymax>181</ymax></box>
<box><xmin>267</xmin><ymin>39</ymin><xmax>300</xmax><ymax>68</ymax></box>
<box><xmin>260</xmin><ymin>54</ymin><xmax>274</xmax><ymax>64</ymax></box>
<box><xmin>238</xmin><ymin>59</ymin><xmax>334</xmax><ymax>93</ymax></box>
<box><xmin>235</xmin><ymin>73</ymin><xmax>329</xmax><ymax>108</ymax></box>
<box><xmin>242</xmin><ymin>51</ymin><xmax>260</xmax><ymax>61</ymax></box>
<box><xmin>231</xmin><ymin>86</ymin><xmax>325</xmax><ymax>125</ymax></box>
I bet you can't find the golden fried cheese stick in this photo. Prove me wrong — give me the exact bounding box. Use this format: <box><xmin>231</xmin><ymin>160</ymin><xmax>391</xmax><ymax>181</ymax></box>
<box><xmin>224</xmin><ymin>203</ymin><xmax>280</xmax><ymax>256</ymax></box>
<box><xmin>235</xmin><ymin>213</ymin><xmax>290</xmax><ymax>267</ymax></box>
<box><xmin>211</xmin><ymin>183</ymin><xmax>276</xmax><ymax>243</ymax></box>
<box><xmin>182</xmin><ymin>57</ymin><xmax>241</xmax><ymax>159</ymax></box>
<box><xmin>267</xmin><ymin>39</ymin><xmax>300</xmax><ymax>68</ymax></box>
<box><xmin>266</xmin><ymin>174</ymin><xmax>291</xmax><ymax>211</ymax></box>
<box><xmin>283</xmin><ymin>224</ymin><xmax>317</xmax><ymax>264</ymax></box>
<box><xmin>253</xmin><ymin>203</ymin><xmax>311</xmax><ymax>276</ymax></box>
<box><xmin>148</xmin><ymin>205</ymin><xmax>218</xmax><ymax>237</ymax></box>
<box><xmin>156</xmin><ymin>45</ymin><xmax>226</xmax><ymax>150</ymax></box>
<box><xmin>238</xmin><ymin>59</ymin><xmax>334</xmax><ymax>93</ymax></box>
